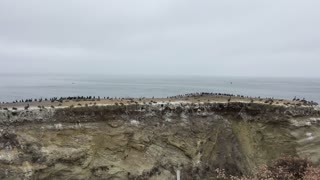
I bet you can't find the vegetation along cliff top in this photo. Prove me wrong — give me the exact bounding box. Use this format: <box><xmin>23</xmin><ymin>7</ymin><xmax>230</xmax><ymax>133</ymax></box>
<box><xmin>0</xmin><ymin>92</ymin><xmax>318</xmax><ymax>112</ymax></box>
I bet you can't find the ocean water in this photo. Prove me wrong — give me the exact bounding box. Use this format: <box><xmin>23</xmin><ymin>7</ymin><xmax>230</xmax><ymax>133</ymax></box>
<box><xmin>0</xmin><ymin>73</ymin><xmax>319</xmax><ymax>103</ymax></box>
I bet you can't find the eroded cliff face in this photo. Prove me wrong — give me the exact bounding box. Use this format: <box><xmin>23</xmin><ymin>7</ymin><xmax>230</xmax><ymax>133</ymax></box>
<box><xmin>0</xmin><ymin>102</ymin><xmax>320</xmax><ymax>179</ymax></box>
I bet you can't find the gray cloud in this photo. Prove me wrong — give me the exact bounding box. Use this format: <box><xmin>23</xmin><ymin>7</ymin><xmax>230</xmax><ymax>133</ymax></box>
<box><xmin>0</xmin><ymin>0</ymin><xmax>319</xmax><ymax>77</ymax></box>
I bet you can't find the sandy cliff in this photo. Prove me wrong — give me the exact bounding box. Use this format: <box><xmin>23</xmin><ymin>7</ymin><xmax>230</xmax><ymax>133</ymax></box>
<box><xmin>0</xmin><ymin>102</ymin><xmax>320</xmax><ymax>179</ymax></box>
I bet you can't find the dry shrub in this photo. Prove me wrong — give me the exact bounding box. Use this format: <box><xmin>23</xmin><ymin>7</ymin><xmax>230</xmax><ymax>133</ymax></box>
<box><xmin>304</xmin><ymin>166</ymin><xmax>320</xmax><ymax>180</ymax></box>
<box><xmin>210</xmin><ymin>158</ymin><xmax>320</xmax><ymax>179</ymax></box>
<box><xmin>252</xmin><ymin>156</ymin><xmax>319</xmax><ymax>180</ymax></box>
<box><xmin>269</xmin><ymin>156</ymin><xmax>308</xmax><ymax>179</ymax></box>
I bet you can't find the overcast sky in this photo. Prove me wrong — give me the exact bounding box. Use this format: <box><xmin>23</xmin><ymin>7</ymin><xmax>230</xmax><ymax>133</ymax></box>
<box><xmin>0</xmin><ymin>0</ymin><xmax>319</xmax><ymax>77</ymax></box>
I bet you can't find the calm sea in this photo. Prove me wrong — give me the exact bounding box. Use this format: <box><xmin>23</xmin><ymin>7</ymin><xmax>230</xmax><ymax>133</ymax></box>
<box><xmin>0</xmin><ymin>73</ymin><xmax>319</xmax><ymax>103</ymax></box>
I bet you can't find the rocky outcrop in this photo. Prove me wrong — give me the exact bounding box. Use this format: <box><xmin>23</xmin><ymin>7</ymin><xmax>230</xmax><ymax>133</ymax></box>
<box><xmin>0</xmin><ymin>102</ymin><xmax>319</xmax><ymax>179</ymax></box>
